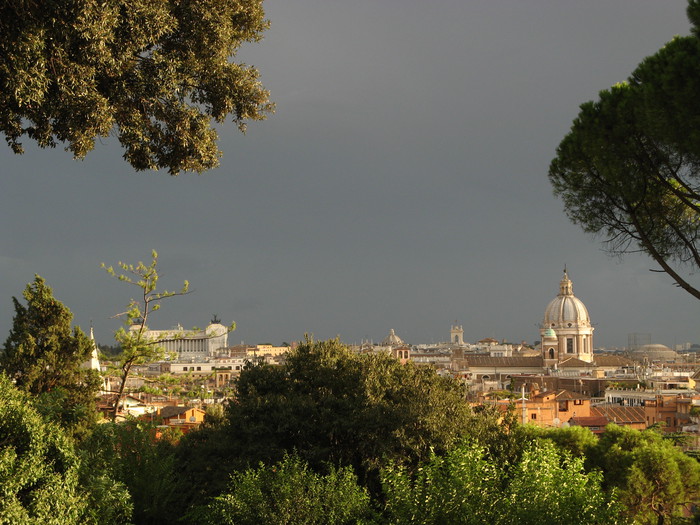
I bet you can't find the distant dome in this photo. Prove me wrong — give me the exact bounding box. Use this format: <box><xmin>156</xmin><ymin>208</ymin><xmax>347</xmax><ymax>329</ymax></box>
<box><xmin>632</xmin><ymin>344</ymin><xmax>678</xmax><ymax>361</ymax></box>
<box><xmin>543</xmin><ymin>327</ymin><xmax>556</xmax><ymax>339</ymax></box>
<box><xmin>543</xmin><ymin>271</ymin><xmax>591</xmax><ymax>328</ymax></box>
<box><xmin>381</xmin><ymin>329</ymin><xmax>405</xmax><ymax>346</ymax></box>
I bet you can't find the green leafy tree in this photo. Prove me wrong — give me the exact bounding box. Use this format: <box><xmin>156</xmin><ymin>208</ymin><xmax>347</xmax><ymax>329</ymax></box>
<box><xmin>175</xmin><ymin>337</ymin><xmax>476</xmax><ymax>508</ymax></box>
<box><xmin>0</xmin><ymin>0</ymin><xmax>273</xmax><ymax>174</ymax></box>
<box><xmin>527</xmin><ymin>424</ymin><xmax>599</xmax><ymax>458</ymax></box>
<box><xmin>589</xmin><ymin>424</ymin><xmax>700</xmax><ymax>525</ymax></box>
<box><xmin>381</xmin><ymin>440</ymin><xmax>500</xmax><ymax>524</ymax></box>
<box><xmin>0</xmin><ymin>276</ymin><xmax>101</xmax><ymax>437</ymax></box>
<box><xmin>549</xmin><ymin>2</ymin><xmax>700</xmax><ymax>299</ymax></box>
<box><xmin>381</xmin><ymin>440</ymin><xmax>624</xmax><ymax>525</ymax></box>
<box><xmin>504</xmin><ymin>442</ymin><xmax>623</xmax><ymax>525</ymax></box>
<box><xmin>228</xmin><ymin>338</ymin><xmax>474</xmax><ymax>476</ymax></box>
<box><xmin>78</xmin><ymin>420</ymin><xmax>180</xmax><ymax>525</ymax></box>
<box><xmin>0</xmin><ymin>374</ymin><xmax>131</xmax><ymax>524</ymax></box>
<box><xmin>192</xmin><ymin>454</ymin><xmax>373</xmax><ymax>525</ymax></box>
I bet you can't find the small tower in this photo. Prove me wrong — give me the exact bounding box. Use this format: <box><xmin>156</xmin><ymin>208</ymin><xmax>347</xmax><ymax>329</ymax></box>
<box><xmin>82</xmin><ymin>326</ymin><xmax>102</xmax><ymax>372</ymax></box>
<box><xmin>450</xmin><ymin>322</ymin><xmax>464</xmax><ymax>345</ymax></box>
<box><xmin>542</xmin><ymin>326</ymin><xmax>559</xmax><ymax>366</ymax></box>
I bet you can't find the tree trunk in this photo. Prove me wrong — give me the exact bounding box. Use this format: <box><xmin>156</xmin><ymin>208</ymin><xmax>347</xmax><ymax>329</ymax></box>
<box><xmin>111</xmin><ymin>361</ymin><xmax>133</xmax><ymax>420</ymax></box>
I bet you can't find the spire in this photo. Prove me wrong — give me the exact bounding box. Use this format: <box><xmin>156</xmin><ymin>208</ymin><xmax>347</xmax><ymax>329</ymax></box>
<box><xmin>83</xmin><ymin>325</ymin><xmax>101</xmax><ymax>371</ymax></box>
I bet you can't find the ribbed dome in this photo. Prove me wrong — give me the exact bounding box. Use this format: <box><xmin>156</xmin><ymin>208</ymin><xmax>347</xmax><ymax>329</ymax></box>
<box><xmin>543</xmin><ymin>271</ymin><xmax>591</xmax><ymax>327</ymax></box>
<box><xmin>381</xmin><ymin>329</ymin><xmax>405</xmax><ymax>346</ymax></box>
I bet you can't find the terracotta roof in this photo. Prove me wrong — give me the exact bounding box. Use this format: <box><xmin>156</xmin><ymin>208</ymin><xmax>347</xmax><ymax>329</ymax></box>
<box><xmin>592</xmin><ymin>405</ymin><xmax>645</xmax><ymax>424</ymax></box>
<box><xmin>159</xmin><ymin>406</ymin><xmax>190</xmax><ymax>419</ymax></box>
<box><xmin>464</xmin><ymin>356</ymin><xmax>544</xmax><ymax>368</ymax></box>
<box><xmin>531</xmin><ymin>389</ymin><xmax>590</xmax><ymax>401</ymax></box>
<box><xmin>594</xmin><ymin>355</ymin><xmax>634</xmax><ymax>367</ymax></box>
<box><xmin>558</xmin><ymin>357</ymin><xmax>594</xmax><ymax>368</ymax></box>
<box><xmin>556</xmin><ymin>389</ymin><xmax>590</xmax><ymax>400</ymax></box>
<box><xmin>569</xmin><ymin>416</ymin><xmax>609</xmax><ymax>427</ymax></box>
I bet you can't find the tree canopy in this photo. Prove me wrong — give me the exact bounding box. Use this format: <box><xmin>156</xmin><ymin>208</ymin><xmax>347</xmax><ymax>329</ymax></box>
<box><xmin>0</xmin><ymin>374</ymin><xmax>131</xmax><ymax>524</ymax></box>
<box><xmin>174</xmin><ymin>338</ymin><xmax>479</xmax><ymax>507</ymax></box>
<box><xmin>78</xmin><ymin>420</ymin><xmax>180</xmax><ymax>525</ymax></box>
<box><xmin>194</xmin><ymin>454</ymin><xmax>373</xmax><ymax>525</ymax></box>
<box><xmin>549</xmin><ymin>1</ymin><xmax>700</xmax><ymax>299</ymax></box>
<box><xmin>0</xmin><ymin>276</ymin><xmax>101</xmax><ymax>436</ymax></box>
<box><xmin>381</xmin><ymin>440</ymin><xmax>623</xmax><ymax>525</ymax></box>
<box><xmin>0</xmin><ymin>0</ymin><xmax>273</xmax><ymax>174</ymax></box>
<box><xmin>588</xmin><ymin>425</ymin><xmax>700</xmax><ymax>525</ymax></box>
<box><xmin>226</xmin><ymin>338</ymin><xmax>474</xmax><ymax>474</ymax></box>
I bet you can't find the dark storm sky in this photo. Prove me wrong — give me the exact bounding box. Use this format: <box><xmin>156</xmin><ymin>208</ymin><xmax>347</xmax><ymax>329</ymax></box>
<box><xmin>1</xmin><ymin>1</ymin><xmax>697</xmax><ymax>349</ymax></box>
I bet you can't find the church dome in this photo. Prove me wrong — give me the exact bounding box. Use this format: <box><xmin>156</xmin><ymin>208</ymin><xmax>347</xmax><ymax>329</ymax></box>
<box><xmin>543</xmin><ymin>271</ymin><xmax>591</xmax><ymax>327</ymax></box>
<box><xmin>381</xmin><ymin>329</ymin><xmax>405</xmax><ymax>346</ymax></box>
<box><xmin>631</xmin><ymin>344</ymin><xmax>678</xmax><ymax>361</ymax></box>
<box><xmin>543</xmin><ymin>327</ymin><xmax>557</xmax><ymax>339</ymax></box>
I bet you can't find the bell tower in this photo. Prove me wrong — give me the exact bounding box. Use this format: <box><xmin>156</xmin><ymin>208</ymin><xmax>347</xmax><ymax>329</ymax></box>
<box><xmin>450</xmin><ymin>322</ymin><xmax>464</xmax><ymax>345</ymax></box>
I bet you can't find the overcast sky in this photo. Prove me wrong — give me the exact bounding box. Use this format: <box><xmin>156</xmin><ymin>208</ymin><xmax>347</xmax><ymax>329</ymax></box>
<box><xmin>1</xmin><ymin>1</ymin><xmax>697</xmax><ymax>349</ymax></box>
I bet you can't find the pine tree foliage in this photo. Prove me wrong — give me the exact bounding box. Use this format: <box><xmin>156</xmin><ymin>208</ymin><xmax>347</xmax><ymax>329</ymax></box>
<box><xmin>549</xmin><ymin>1</ymin><xmax>700</xmax><ymax>298</ymax></box>
<box><xmin>0</xmin><ymin>276</ymin><xmax>100</xmax><ymax>436</ymax></box>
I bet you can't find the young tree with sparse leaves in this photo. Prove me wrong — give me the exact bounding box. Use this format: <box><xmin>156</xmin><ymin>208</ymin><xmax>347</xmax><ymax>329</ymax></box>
<box><xmin>102</xmin><ymin>250</ymin><xmax>189</xmax><ymax>420</ymax></box>
<box><xmin>103</xmin><ymin>250</ymin><xmax>234</xmax><ymax>420</ymax></box>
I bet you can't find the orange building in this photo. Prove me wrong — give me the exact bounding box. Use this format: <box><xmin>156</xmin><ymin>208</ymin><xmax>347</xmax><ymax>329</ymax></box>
<box><xmin>155</xmin><ymin>406</ymin><xmax>206</xmax><ymax>434</ymax></box>
<box><xmin>644</xmin><ymin>394</ymin><xmax>696</xmax><ymax>432</ymax></box>
<box><xmin>484</xmin><ymin>389</ymin><xmax>591</xmax><ymax>428</ymax></box>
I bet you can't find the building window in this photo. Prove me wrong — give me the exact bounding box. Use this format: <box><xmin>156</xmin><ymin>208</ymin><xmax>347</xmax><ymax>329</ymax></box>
<box><xmin>183</xmin><ymin>366</ymin><xmax>188</xmax><ymax>371</ymax></box>
<box><xmin>531</xmin><ymin>413</ymin><xmax>537</xmax><ymax>420</ymax></box>
<box><xmin>567</xmin><ymin>338</ymin><xmax>574</xmax><ymax>353</ymax></box>
<box><xmin>559</xmin><ymin>401</ymin><xmax>569</xmax><ymax>412</ymax></box>
<box><xmin>574</xmin><ymin>399</ymin><xmax>583</xmax><ymax>406</ymax></box>
<box><xmin>196</xmin><ymin>366</ymin><xmax>201</xmax><ymax>371</ymax></box>
<box><xmin>548</xmin><ymin>348</ymin><xmax>555</xmax><ymax>359</ymax></box>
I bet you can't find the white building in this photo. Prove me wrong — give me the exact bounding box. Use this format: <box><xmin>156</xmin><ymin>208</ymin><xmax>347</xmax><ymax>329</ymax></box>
<box><xmin>135</xmin><ymin>320</ymin><xmax>229</xmax><ymax>361</ymax></box>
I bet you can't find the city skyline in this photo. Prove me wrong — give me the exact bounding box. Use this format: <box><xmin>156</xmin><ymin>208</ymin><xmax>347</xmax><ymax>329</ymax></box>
<box><xmin>1</xmin><ymin>1</ymin><xmax>698</xmax><ymax>349</ymax></box>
